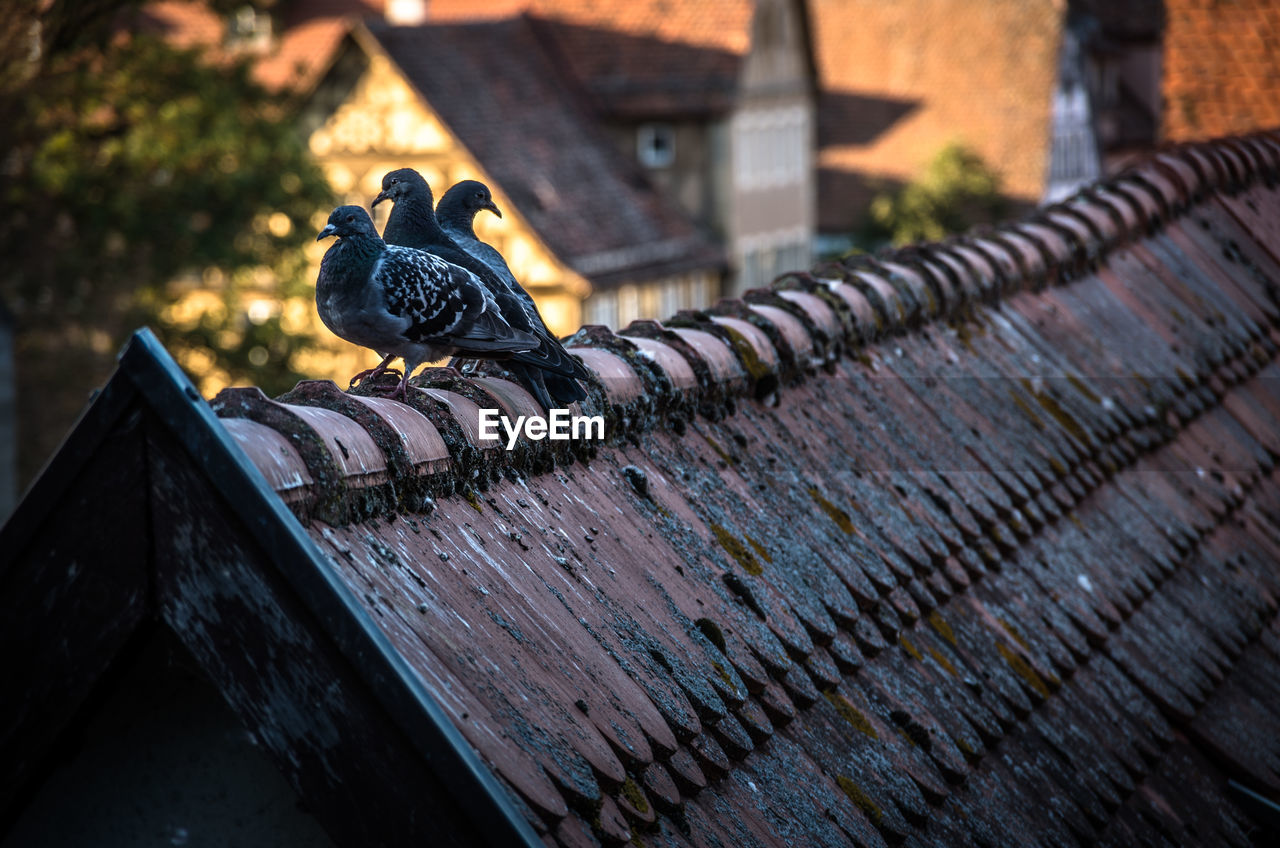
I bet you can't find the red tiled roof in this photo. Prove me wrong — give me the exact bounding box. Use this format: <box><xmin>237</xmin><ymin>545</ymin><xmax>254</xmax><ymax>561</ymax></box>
<box><xmin>146</xmin><ymin>0</ymin><xmax>761</xmax><ymax>114</ymax></box>
<box><xmin>432</xmin><ymin>0</ymin><xmax>755</xmax><ymax>117</ymax></box>
<box><xmin>524</xmin><ymin>0</ymin><xmax>753</xmax><ymax>118</ymax></box>
<box><xmin>431</xmin><ymin>0</ymin><xmax>753</xmax><ymax>53</ymax></box>
<box><xmin>7</xmin><ymin>133</ymin><xmax>1280</xmax><ymax>845</ymax></box>
<box><xmin>1163</xmin><ymin>0</ymin><xmax>1280</xmax><ymax>141</ymax></box>
<box><xmin>363</xmin><ymin>19</ymin><xmax>725</xmax><ymax>286</ymax></box>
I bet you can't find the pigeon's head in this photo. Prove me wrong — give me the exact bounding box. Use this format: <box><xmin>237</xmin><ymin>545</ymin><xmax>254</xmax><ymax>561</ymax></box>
<box><xmin>316</xmin><ymin>205</ymin><xmax>378</xmax><ymax>241</ymax></box>
<box><xmin>372</xmin><ymin>168</ymin><xmax>430</xmax><ymax>208</ymax></box>
<box><xmin>440</xmin><ymin>179</ymin><xmax>502</xmax><ymax>220</ymax></box>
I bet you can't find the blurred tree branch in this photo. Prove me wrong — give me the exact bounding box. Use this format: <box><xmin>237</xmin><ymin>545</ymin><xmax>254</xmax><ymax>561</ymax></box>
<box><xmin>0</xmin><ymin>1</ymin><xmax>334</xmax><ymax>485</ymax></box>
<box><xmin>860</xmin><ymin>143</ymin><xmax>1009</xmax><ymax>248</ymax></box>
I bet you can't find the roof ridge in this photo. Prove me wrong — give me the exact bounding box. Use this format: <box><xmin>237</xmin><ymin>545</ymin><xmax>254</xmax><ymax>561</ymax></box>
<box><xmin>210</xmin><ymin>130</ymin><xmax>1280</xmax><ymax>523</ymax></box>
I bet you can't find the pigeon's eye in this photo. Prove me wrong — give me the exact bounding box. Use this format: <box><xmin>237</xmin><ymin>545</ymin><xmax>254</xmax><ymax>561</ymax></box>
<box><xmin>345</xmin><ymin>215</ymin><xmax>355</xmax><ymax>223</ymax></box>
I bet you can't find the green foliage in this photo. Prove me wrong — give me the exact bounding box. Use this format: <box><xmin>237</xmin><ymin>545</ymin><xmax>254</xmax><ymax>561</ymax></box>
<box><xmin>0</xmin><ymin>4</ymin><xmax>335</xmax><ymax>482</ymax></box>
<box><xmin>862</xmin><ymin>143</ymin><xmax>1008</xmax><ymax>248</ymax></box>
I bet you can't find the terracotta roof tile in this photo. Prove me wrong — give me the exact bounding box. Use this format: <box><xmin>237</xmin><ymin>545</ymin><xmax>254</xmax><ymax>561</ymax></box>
<box><xmin>1163</xmin><ymin>0</ymin><xmax>1280</xmax><ymax>140</ymax></box>
<box><xmin>140</xmin><ymin>1</ymin><xmax>378</xmax><ymax>91</ymax></box>
<box><xmin>10</xmin><ymin>134</ymin><xmax>1280</xmax><ymax>845</ymax></box>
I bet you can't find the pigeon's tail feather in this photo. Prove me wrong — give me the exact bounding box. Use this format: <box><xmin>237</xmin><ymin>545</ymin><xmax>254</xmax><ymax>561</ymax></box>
<box><xmin>509</xmin><ymin>361</ymin><xmax>555</xmax><ymax>411</ymax></box>
<box><xmin>567</xmin><ymin>351</ymin><xmax>590</xmax><ymax>381</ymax></box>
<box><xmin>545</xmin><ymin>372</ymin><xmax>588</xmax><ymax>405</ymax></box>
<box><xmin>510</xmin><ymin>347</ymin><xmax>573</xmax><ymax>377</ymax></box>
<box><xmin>509</xmin><ymin>331</ymin><xmax>591</xmax><ymax>380</ymax></box>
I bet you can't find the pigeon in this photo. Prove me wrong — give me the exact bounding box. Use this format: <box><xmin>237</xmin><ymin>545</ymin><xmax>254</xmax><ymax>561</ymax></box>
<box><xmin>374</xmin><ymin>169</ymin><xmax>588</xmax><ymax>409</ymax></box>
<box><xmin>436</xmin><ymin>181</ymin><xmax>536</xmax><ymax>313</ymax></box>
<box><xmin>314</xmin><ymin>205</ymin><xmax>537</xmax><ymax>401</ymax></box>
<box><xmin>436</xmin><ymin>179</ymin><xmax>590</xmax><ymax>407</ymax></box>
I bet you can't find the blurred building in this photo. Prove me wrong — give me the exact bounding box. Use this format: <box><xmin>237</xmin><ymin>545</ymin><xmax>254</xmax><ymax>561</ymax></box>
<box><xmin>148</xmin><ymin>0</ymin><xmax>821</xmax><ymax>330</ymax></box>
<box><xmin>811</xmin><ymin>0</ymin><xmax>1165</xmax><ymax>245</ymax></box>
<box><xmin>144</xmin><ymin>1</ymin><xmax>1280</xmax><ymax>311</ymax></box>
<box><xmin>466</xmin><ymin>0</ymin><xmax>819</xmax><ymax>306</ymax></box>
<box><xmin>1162</xmin><ymin>0</ymin><xmax>1280</xmax><ymax>141</ymax></box>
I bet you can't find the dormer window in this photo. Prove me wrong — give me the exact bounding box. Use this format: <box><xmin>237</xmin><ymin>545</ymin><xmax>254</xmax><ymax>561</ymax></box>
<box><xmin>637</xmin><ymin>123</ymin><xmax>676</xmax><ymax>169</ymax></box>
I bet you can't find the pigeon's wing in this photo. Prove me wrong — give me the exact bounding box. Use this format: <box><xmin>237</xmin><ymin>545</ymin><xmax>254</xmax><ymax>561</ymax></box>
<box><xmin>442</xmin><ymin>227</ymin><xmax>529</xmax><ymax>301</ymax></box>
<box><xmin>477</xmin><ymin>246</ymin><xmax>590</xmax><ymax>380</ymax></box>
<box><xmin>377</xmin><ymin>247</ymin><xmax>535</xmax><ymax>353</ymax></box>
<box><xmin>544</xmin><ymin>372</ymin><xmax>588</xmax><ymax>404</ymax></box>
<box><xmin>445</xmin><ymin>298</ymin><xmax>539</xmax><ymax>353</ymax></box>
<box><xmin>442</xmin><ymin>232</ymin><xmax>590</xmax><ymax>382</ymax></box>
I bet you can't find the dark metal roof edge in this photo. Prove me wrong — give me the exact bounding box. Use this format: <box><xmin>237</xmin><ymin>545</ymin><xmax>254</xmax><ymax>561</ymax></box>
<box><xmin>114</xmin><ymin>329</ymin><xmax>542</xmax><ymax>848</ymax></box>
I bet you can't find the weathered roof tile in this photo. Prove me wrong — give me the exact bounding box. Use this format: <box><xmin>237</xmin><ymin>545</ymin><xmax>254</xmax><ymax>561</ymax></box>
<box><xmin>14</xmin><ymin>134</ymin><xmax>1280</xmax><ymax>847</ymax></box>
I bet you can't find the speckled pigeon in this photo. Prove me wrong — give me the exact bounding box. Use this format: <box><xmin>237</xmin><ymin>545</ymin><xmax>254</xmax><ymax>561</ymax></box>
<box><xmin>314</xmin><ymin>205</ymin><xmax>537</xmax><ymax>401</ymax></box>
<box><xmin>374</xmin><ymin>169</ymin><xmax>588</xmax><ymax>409</ymax></box>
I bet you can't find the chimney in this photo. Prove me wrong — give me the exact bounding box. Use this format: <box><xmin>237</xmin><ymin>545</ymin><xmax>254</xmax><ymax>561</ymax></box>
<box><xmin>385</xmin><ymin>0</ymin><xmax>428</xmax><ymax>26</ymax></box>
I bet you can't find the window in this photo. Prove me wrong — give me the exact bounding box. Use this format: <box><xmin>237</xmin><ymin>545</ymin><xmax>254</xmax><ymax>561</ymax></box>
<box><xmin>637</xmin><ymin>124</ymin><xmax>676</xmax><ymax>169</ymax></box>
<box><xmin>733</xmin><ymin>107</ymin><xmax>809</xmax><ymax>190</ymax></box>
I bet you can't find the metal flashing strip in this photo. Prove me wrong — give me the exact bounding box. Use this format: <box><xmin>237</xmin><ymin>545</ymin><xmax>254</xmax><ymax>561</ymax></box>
<box><xmin>116</xmin><ymin>329</ymin><xmax>541</xmax><ymax>848</ymax></box>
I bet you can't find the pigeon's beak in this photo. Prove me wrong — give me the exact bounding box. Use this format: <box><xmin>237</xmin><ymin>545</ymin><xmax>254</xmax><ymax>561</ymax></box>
<box><xmin>371</xmin><ymin>189</ymin><xmax>390</xmax><ymax>208</ymax></box>
<box><xmin>316</xmin><ymin>223</ymin><xmax>337</xmax><ymax>241</ymax></box>
<box><xmin>484</xmin><ymin>199</ymin><xmax>502</xmax><ymax>219</ymax></box>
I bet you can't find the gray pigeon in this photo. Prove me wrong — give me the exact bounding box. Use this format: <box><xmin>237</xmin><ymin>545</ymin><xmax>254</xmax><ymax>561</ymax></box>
<box><xmin>315</xmin><ymin>205</ymin><xmax>537</xmax><ymax>400</ymax></box>
<box><xmin>374</xmin><ymin>170</ymin><xmax>588</xmax><ymax>408</ymax></box>
<box><xmin>435</xmin><ymin>179</ymin><xmax>589</xmax><ymax>406</ymax></box>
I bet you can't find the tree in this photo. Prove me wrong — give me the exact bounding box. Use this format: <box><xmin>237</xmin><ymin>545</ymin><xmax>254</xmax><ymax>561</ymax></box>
<box><xmin>861</xmin><ymin>143</ymin><xmax>1009</xmax><ymax>248</ymax></box>
<box><xmin>0</xmin><ymin>2</ymin><xmax>336</xmax><ymax>486</ymax></box>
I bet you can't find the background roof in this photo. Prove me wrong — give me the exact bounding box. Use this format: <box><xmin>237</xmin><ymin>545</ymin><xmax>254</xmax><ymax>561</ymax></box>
<box><xmin>364</xmin><ymin>18</ymin><xmax>725</xmax><ymax>286</ymax></box>
<box><xmin>1163</xmin><ymin>0</ymin><xmax>1280</xmax><ymax>141</ymax></box>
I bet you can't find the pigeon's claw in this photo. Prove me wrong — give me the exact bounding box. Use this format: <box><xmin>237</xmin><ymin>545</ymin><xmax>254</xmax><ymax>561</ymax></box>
<box><xmin>348</xmin><ymin>367</ymin><xmax>403</xmax><ymax>389</ymax></box>
<box><xmin>348</xmin><ymin>354</ymin><xmax>401</xmax><ymax>389</ymax></box>
<box><xmin>390</xmin><ymin>374</ymin><xmax>413</xmax><ymax>402</ymax></box>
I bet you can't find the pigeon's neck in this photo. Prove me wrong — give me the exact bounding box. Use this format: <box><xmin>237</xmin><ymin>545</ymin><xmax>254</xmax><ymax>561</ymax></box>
<box><xmin>383</xmin><ymin>194</ymin><xmax>447</xmax><ymax>249</ymax></box>
<box><xmin>320</xmin><ymin>234</ymin><xmax>383</xmax><ymax>293</ymax></box>
<box><xmin>436</xmin><ymin>205</ymin><xmax>478</xmax><ymax>240</ymax></box>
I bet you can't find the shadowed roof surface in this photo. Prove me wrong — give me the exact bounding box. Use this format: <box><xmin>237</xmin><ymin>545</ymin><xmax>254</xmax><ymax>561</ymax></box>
<box><xmin>431</xmin><ymin>0</ymin><xmax>756</xmax><ymax>118</ymax></box>
<box><xmin>6</xmin><ymin>132</ymin><xmax>1280</xmax><ymax>847</ymax></box>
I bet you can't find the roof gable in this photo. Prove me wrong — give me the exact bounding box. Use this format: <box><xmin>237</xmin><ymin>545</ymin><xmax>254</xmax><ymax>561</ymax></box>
<box><xmin>0</xmin><ymin>330</ymin><xmax>542</xmax><ymax>846</ymax></box>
